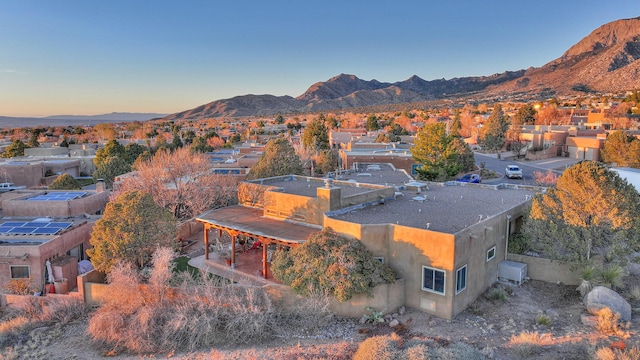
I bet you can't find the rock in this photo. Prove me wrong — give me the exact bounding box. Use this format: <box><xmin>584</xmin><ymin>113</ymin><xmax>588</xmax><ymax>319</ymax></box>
<box><xmin>389</xmin><ymin>319</ymin><xmax>400</xmax><ymax>327</ymax></box>
<box><xmin>545</xmin><ymin>309</ymin><xmax>559</xmax><ymax>319</ymax></box>
<box><xmin>627</xmin><ymin>262</ymin><xmax>640</xmax><ymax>276</ymax></box>
<box><xmin>585</xmin><ymin>286</ymin><xmax>632</xmax><ymax>321</ymax></box>
<box><xmin>581</xmin><ymin>314</ymin><xmax>598</xmax><ymax>327</ymax></box>
<box><xmin>359</xmin><ymin>317</ymin><xmax>366</xmax><ymax>324</ymax></box>
<box><xmin>398</xmin><ymin>306</ymin><xmax>406</xmax><ymax>315</ymax></box>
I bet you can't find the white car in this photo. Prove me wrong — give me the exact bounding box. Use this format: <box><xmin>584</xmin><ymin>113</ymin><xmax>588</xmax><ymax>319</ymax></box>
<box><xmin>505</xmin><ymin>165</ymin><xmax>523</xmax><ymax>179</ymax></box>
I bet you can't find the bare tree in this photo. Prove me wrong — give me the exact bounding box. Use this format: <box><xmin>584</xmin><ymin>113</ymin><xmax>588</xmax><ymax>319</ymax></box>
<box><xmin>114</xmin><ymin>147</ymin><xmax>238</xmax><ymax>220</ymax></box>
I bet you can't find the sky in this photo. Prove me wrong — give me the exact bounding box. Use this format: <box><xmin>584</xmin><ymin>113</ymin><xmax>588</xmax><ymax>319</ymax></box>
<box><xmin>0</xmin><ymin>1</ymin><xmax>637</xmax><ymax>117</ymax></box>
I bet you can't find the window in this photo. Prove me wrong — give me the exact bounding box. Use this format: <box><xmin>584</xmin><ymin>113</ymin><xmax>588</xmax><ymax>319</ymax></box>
<box><xmin>487</xmin><ymin>246</ymin><xmax>496</xmax><ymax>262</ymax></box>
<box><xmin>10</xmin><ymin>265</ymin><xmax>30</xmax><ymax>279</ymax></box>
<box><xmin>456</xmin><ymin>265</ymin><xmax>467</xmax><ymax>294</ymax></box>
<box><xmin>422</xmin><ymin>266</ymin><xmax>445</xmax><ymax>295</ymax></box>
<box><xmin>373</xmin><ymin>256</ymin><xmax>385</xmax><ymax>264</ymax></box>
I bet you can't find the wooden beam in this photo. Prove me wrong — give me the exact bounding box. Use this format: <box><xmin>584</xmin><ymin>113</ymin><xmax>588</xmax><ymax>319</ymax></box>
<box><xmin>231</xmin><ymin>234</ymin><xmax>236</xmax><ymax>269</ymax></box>
<box><xmin>204</xmin><ymin>226</ymin><xmax>209</xmax><ymax>260</ymax></box>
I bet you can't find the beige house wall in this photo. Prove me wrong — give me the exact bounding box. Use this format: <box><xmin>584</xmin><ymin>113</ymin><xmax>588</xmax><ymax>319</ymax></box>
<box><xmin>508</xmin><ymin>253</ymin><xmax>581</xmax><ymax>285</ymax></box>
<box><xmin>0</xmin><ymin>221</ymin><xmax>94</xmax><ymax>292</ymax></box>
<box><xmin>3</xmin><ymin>192</ymin><xmax>109</xmax><ymax>217</ymax></box>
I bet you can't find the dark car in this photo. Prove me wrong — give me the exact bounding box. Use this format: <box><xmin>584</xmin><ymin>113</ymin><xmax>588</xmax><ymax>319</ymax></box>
<box><xmin>456</xmin><ymin>173</ymin><xmax>481</xmax><ymax>183</ymax></box>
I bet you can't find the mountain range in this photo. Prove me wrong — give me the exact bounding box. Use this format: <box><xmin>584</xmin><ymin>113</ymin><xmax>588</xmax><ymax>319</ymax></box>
<box><xmin>0</xmin><ymin>113</ymin><xmax>167</xmax><ymax>128</ymax></box>
<box><xmin>164</xmin><ymin>17</ymin><xmax>640</xmax><ymax>120</ymax></box>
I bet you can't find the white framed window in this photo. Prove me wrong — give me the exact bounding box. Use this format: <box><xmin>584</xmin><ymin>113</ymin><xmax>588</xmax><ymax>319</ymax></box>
<box><xmin>456</xmin><ymin>265</ymin><xmax>467</xmax><ymax>294</ymax></box>
<box><xmin>10</xmin><ymin>265</ymin><xmax>30</xmax><ymax>279</ymax></box>
<box><xmin>487</xmin><ymin>246</ymin><xmax>496</xmax><ymax>262</ymax></box>
<box><xmin>422</xmin><ymin>266</ymin><xmax>445</xmax><ymax>295</ymax></box>
<box><xmin>373</xmin><ymin>256</ymin><xmax>385</xmax><ymax>264</ymax></box>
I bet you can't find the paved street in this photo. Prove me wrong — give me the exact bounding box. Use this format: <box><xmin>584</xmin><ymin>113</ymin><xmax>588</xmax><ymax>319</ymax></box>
<box><xmin>474</xmin><ymin>152</ymin><xmax>583</xmax><ymax>185</ymax></box>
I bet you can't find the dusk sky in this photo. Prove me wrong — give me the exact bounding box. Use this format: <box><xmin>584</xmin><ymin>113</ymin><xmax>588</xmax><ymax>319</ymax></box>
<box><xmin>0</xmin><ymin>1</ymin><xmax>637</xmax><ymax>117</ymax></box>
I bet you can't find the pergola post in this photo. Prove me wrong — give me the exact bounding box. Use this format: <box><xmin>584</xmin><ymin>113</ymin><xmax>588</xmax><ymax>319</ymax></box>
<box><xmin>231</xmin><ymin>234</ymin><xmax>236</xmax><ymax>269</ymax></box>
<box><xmin>262</xmin><ymin>240</ymin><xmax>268</xmax><ymax>279</ymax></box>
<box><xmin>204</xmin><ymin>226</ymin><xmax>209</xmax><ymax>260</ymax></box>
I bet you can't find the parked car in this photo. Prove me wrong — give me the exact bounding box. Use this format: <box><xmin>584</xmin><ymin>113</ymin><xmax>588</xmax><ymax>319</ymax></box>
<box><xmin>456</xmin><ymin>173</ymin><xmax>481</xmax><ymax>183</ymax></box>
<box><xmin>505</xmin><ymin>165</ymin><xmax>523</xmax><ymax>179</ymax></box>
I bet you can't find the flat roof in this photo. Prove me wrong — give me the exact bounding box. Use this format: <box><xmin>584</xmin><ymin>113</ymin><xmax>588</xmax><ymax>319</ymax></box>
<box><xmin>255</xmin><ymin>176</ymin><xmax>384</xmax><ymax>198</ymax></box>
<box><xmin>329</xmin><ymin>183</ymin><xmax>538</xmax><ymax>234</ymax></box>
<box><xmin>197</xmin><ymin>205</ymin><xmax>320</xmax><ymax>244</ymax></box>
<box><xmin>0</xmin><ymin>217</ymin><xmax>89</xmax><ymax>246</ymax></box>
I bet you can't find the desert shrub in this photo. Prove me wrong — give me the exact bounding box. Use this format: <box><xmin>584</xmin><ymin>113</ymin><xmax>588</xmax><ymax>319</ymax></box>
<box><xmin>600</xmin><ymin>264</ymin><xmax>625</xmax><ymax>290</ymax></box>
<box><xmin>88</xmin><ymin>247</ymin><xmax>332</xmax><ymax>355</ymax></box>
<box><xmin>271</xmin><ymin>228</ymin><xmax>397</xmax><ymax>302</ymax></box>
<box><xmin>2</xmin><ymin>278</ymin><xmax>36</xmax><ymax>295</ymax></box>
<box><xmin>353</xmin><ymin>334</ymin><xmax>402</xmax><ymax>360</ymax></box>
<box><xmin>595</xmin><ymin>346</ymin><xmax>640</xmax><ymax>360</ymax></box>
<box><xmin>596</xmin><ymin>307</ymin><xmax>621</xmax><ymax>335</ymax></box>
<box><xmin>536</xmin><ymin>314</ymin><xmax>551</xmax><ymax>326</ymax></box>
<box><xmin>486</xmin><ymin>286</ymin><xmax>509</xmax><ymax>303</ymax></box>
<box><xmin>353</xmin><ymin>334</ymin><xmax>485</xmax><ymax>360</ymax></box>
<box><xmin>433</xmin><ymin>342</ymin><xmax>485</xmax><ymax>360</ymax></box>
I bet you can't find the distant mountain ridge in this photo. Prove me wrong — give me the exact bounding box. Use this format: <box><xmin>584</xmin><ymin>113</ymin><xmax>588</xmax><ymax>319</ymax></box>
<box><xmin>0</xmin><ymin>112</ymin><xmax>165</xmax><ymax>128</ymax></box>
<box><xmin>163</xmin><ymin>17</ymin><xmax>640</xmax><ymax>120</ymax></box>
<box><xmin>44</xmin><ymin>112</ymin><xmax>166</xmax><ymax>121</ymax></box>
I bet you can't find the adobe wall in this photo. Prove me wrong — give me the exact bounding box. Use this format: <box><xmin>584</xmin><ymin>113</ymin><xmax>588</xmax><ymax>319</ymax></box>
<box><xmin>325</xmin><ymin>216</ymin><xmax>457</xmax><ymax>319</ymax></box>
<box><xmin>3</xmin><ymin>192</ymin><xmax>109</xmax><ymax>217</ymax></box>
<box><xmin>507</xmin><ymin>253</ymin><xmax>581</xmax><ymax>285</ymax></box>
<box><xmin>0</xmin><ymin>163</ymin><xmax>44</xmax><ymax>187</ymax></box>
<box><xmin>264</xmin><ymin>191</ymin><xmax>322</xmax><ymax>225</ymax></box>
<box><xmin>451</xmin><ymin>215</ymin><xmax>507</xmax><ymax>317</ymax></box>
<box><xmin>341</xmin><ymin>187</ymin><xmax>395</xmax><ymax>207</ymax></box>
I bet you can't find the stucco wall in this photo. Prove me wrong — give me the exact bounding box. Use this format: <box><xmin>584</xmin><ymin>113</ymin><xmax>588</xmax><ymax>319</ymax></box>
<box><xmin>264</xmin><ymin>191</ymin><xmax>321</xmax><ymax>225</ymax></box>
<box><xmin>3</xmin><ymin>192</ymin><xmax>109</xmax><ymax>217</ymax></box>
<box><xmin>507</xmin><ymin>253</ymin><xmax>581</xmax><ymax>285</ymax></box>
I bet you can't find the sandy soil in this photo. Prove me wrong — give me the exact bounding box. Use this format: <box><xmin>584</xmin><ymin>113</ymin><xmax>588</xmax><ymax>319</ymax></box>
<box><xmin>4</xmin><ymin>280</ymin><xmax>639</xmax><ymax>359</ymax></box>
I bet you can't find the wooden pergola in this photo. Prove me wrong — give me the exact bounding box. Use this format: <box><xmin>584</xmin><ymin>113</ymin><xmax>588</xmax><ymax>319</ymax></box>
<box><xmin>196</xmin><ymin>205</ymin><xmax>321</xmax><ymax>279</ymax></box>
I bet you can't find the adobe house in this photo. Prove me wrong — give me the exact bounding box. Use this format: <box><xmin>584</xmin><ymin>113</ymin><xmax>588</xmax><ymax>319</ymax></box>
<box><xmin>0</xmin><ymin>187</ymin><xmax>108</xmax><ymax>296</ymax></box>
<box><xmin>196</xmin><ymin>164</ymin><xmax>538</xmax><ymax>319</ymax></box>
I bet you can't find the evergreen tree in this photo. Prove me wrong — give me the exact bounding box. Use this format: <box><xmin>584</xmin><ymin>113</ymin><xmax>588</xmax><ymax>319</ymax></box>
<box><xmin>602</xmin><ymin>130</ymin><xmax>640</xmax><ymax>168</ymax></box>
<box><xmin>93</xmin><ymin>156</ymin><xmax>131</xmax><ymax>188</ymax></box>
<box><xmin>513</xmin><ymin>104</ymin><xmax>537</xmax><ymax>125</ymax></box>
<box><xmin>480</xmin><ymin>104</ymin><xmax>510</xmax><ymax>151</ymax></box>
<box><xmin>87</xmin><ymin>191</ymin><xmax>177</xmax><ymax>273</ymax></box>
<box><xmin>525</xmin><ymin>161</ymin><xmax>640</xmax><ymax>263</ymax></box>
<box><xmin>302</xmin><ymin>116</ymin><xmax>330</xmax><ymax>153</ymax></box>
<box><xmin>247</xmin><ymin>138</ymin><xmax>304</xmax><ymax>180</ymax></box>
<box><xmin>49</xmin><ymin>173</ymin><xmax>82</xmax><ymax>190</ymax></box>
<box><xmin>410</xmin><ymin>122</ymin><xmax>474</xmax><ymax>181</ymax></box>
<box><xmin>1</xmin><ymin>139</ymin><xmax>28</xmax><ymax>158</ymax></box>
<box><xmin>366</xmin><ymin>114</ymin><xmax>380</xmax><ymax>131</ymax></box>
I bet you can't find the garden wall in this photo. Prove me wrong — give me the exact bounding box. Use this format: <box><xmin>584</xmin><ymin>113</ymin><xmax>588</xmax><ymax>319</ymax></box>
<box><xmin>507</xmin><ymin>253</ymin><xmax>581</xmax><ymax>285</ymax></box>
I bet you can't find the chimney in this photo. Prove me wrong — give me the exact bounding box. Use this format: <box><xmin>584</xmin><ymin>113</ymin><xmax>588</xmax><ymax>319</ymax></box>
<box><xmin>95</xmin><ymin>179</ymin><xmax>106</xmax><ymax>193</ymax></box>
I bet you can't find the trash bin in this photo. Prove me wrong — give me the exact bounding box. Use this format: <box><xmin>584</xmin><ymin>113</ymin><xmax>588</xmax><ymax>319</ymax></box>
<box><xmin>54</xmin><ymin>278</ymin><xmax>68</xmax><ymax>294</ymax></box>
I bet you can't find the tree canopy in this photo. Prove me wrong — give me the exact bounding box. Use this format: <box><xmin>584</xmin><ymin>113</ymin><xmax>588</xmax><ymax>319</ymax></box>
<box><xmin>246</xmin><ymin>137</ymin><xmax>304</xmax><ymax>180</ymax></box>
<box><xmin>513</xmin><ymin>104</ymin><xmax>537</xmax><ymax>125</ymax></box>
<box><xmin>410</xmin><ymin>122</ymin><xmax>475</xmax><ymax>181</ymax></box>
<box><xmin>524</xmin><ymin>161</ymin><xmax>640</xmax><ymax>263</ymax></box>
<box><xmin>479</xmin><ymin>104</ymin><xmax>509</xmax><ymax>151</ymax></box>
<box><xmin>115</xmin><ymin>147</ymin><xmax>237</xmax><ymax>220</ymax></box>
<box><xmin>87</xmin><ymin>190</ymin><xmax>178</xmax><ymax>273</ymax></box>
<box><xmin>49</xmin><ymin>173</ymin><xmax>82</xmax><ymax>190</ymax></box>
<box><xmin>93</xmin><ymin>156</ymin><xmax>131</xmax><ymax>188</ymax></box>
<box><xmin>601</xmin><ymin>130</ymin><xmax>640</xmax><ymax>168</ymax></box>
<box><xmin>301</xmin><ymin>115</ymin><xmax>330</xmax><ymax>153</ymax></box>
<box><xmin>271</xmin><ymin>228</ymin><xmax>396</xmax><ymax>302</ymax></box>
<box><xmin>1</xmin><ymin>140</ymin><xmax>28</xmax><ymax>158</ymax></box>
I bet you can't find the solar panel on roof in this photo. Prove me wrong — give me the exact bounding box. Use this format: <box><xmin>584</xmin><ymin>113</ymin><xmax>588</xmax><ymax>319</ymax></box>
<box><xmin>0</xmin><ymin>226</ymin><xmax>15</xmax><ymax>233</ymax></box>
<box><xmin>1</xmin><ymin>222</ymin><xmax>28</xmax><ymax>227</ymax></box>
<box><xmin>31</xmin><ymin>227</ymin><xmax>63</xmax><ymax>235</ymax></box>
<box><xmin>14</xmin><ymin>227</ymin><xmax>38</xmax><ymax>234</ymax></box>
<box><xmin>45</xmin><ymin>222</ymin><xmax>72</xmax><ymax>229</ymax></box>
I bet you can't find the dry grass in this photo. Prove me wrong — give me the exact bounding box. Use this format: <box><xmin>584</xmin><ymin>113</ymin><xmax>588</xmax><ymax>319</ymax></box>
<box><xmin>596</xmin><ymin>308</ymin><xmax>623</xmax><ymax>335</ymax></box>
<box><xmin>88</xmin><ymin>248</ymin><xmax>333</xmax><ymax>356</ymax></box>
<box><xmin>595</xmin><ymin>346</ymin><xmax>640</xmax><ymax>360</ymax></box>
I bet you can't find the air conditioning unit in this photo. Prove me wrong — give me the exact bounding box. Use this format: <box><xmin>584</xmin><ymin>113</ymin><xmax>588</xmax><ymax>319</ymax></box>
<box><xmin>498</xmin><ymin>260</ymin><xmax>527</xmax><ymax>285</ymax></box>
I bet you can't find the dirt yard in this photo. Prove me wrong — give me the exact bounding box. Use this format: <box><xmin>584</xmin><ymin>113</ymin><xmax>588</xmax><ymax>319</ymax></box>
<box><xmin>3</xmin><ymin>280</ymin><xmax>639</xmax><ymax>359</ymax></box>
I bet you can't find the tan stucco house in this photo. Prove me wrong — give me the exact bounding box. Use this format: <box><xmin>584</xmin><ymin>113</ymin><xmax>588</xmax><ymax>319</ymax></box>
<box><xmin>196</xmin><ymin>164</ymin><xmax>539</xmax><ymax>319</ymax></box>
